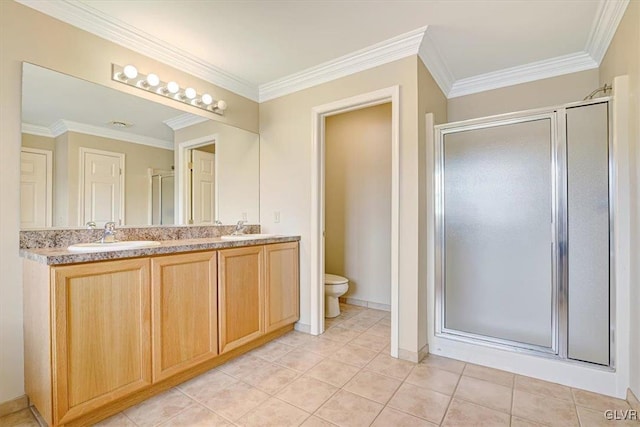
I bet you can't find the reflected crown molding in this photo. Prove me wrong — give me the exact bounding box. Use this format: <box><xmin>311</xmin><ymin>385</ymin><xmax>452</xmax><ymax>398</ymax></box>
<box><xmin>163</xmin><ymin>113</ymin><xmax>209</xmax><ymax>131</ymax></box>
<box><xmin>22</xmin><ymin>120</ymin><xmax>173</xmax><ymax>150</ymax></box>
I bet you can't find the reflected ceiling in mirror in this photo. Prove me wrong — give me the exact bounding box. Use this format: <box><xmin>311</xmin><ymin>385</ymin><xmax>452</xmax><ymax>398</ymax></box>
<box><xmin>20</xmin><ymin>63</ymin><xmax>259</xmax><ymax>229</ymax></box>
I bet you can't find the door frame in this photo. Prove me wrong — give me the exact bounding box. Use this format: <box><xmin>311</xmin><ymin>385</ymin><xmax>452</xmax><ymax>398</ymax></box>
<box><xmin>310</xmin><ymin>86</ymin><xmax>400</xmax><ymax>358</ymax></box>
<box><xmin>21</xmin><ymin>147</ymin><xmax>53</xmax><ymax>227</ymax></box>
<box><xmin>78</xmin><ymin>147</ymin><xmax>125</xmax><ymax>226</ymax></box>
<box><xmin>176</xmin><ymin>135</ymin><xmax>217</xmax><ymax>225</ymax></box>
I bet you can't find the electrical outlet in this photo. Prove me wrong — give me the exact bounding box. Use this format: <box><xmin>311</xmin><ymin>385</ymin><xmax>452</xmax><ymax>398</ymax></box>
<box><xmin>274</xmin><ymin>211</ymin><xmax>280</xmax><ymax>223</ymax></box>
<box><xmin>241</xmin><ymin>212</ymin><xmax>247</xmax><ymax>221</ymax></box>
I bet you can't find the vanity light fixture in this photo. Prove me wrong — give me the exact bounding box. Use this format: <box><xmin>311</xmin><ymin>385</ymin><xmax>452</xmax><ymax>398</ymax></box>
<box><xmin>111</xmin><ymin>64</ymin><xmax>227</xmax><ymax>115</ymax></box>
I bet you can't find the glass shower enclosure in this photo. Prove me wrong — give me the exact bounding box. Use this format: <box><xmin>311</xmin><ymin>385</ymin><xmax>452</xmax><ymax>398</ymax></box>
<box><xmin>434</xmin><ymin>98</ymin><xmax>613</xmax><ymax>367</ymax></box>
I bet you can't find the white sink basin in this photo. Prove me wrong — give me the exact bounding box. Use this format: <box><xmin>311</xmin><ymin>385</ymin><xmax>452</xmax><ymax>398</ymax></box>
<box><xmin>68</xmin><ymin>240</ymin><xmax>161</xmax><ymax>252</ymax></box>
<box><xmin>220</xmin><ymin>234</ymin><xmax>277</xmax><ymax>241</ymax></box>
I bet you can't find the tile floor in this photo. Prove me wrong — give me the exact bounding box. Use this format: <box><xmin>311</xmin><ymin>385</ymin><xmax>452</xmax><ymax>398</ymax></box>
<box><xmin>1</xmin><ymin>304</ymin><xmax>636</xmax><ymax>427</ymax></box>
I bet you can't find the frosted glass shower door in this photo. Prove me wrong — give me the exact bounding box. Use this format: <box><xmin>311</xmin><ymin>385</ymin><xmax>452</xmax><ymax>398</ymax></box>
<box><xmin>441</xmin><ymin>118</ymin><xmax>554</xmax><ymax>350</ymax></box>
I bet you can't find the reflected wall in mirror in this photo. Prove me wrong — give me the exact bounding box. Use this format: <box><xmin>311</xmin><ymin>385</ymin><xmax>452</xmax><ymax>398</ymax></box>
<box><xmin>21</xmin><ymin>63</ymin><xmax>259</xmax><ymax>229</ymax></box>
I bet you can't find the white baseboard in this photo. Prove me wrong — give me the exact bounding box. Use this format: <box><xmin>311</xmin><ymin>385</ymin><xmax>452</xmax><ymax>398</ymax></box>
<box><xmin>398</xmin><ymin>344</ymin><xmax>429</xmax><ymax>363</ymax></box>
<box><xmin>628</xmin><ymin>388</ymin><xmax>640</xmax><ymax>412</ymax></box>
<box><xmin>0</xmin><ymin>395</ymin><xmax>28</xmax><ymax>418</ymax></box>
<box><xmin>339</xmin><ymin>297</ymin><xmax>390</xmax><ymax>312</ymax></box>
<box><xmin>294</xmin><ymin>322</ymin><xmax>311</xmax><ymax>334</ymax></box>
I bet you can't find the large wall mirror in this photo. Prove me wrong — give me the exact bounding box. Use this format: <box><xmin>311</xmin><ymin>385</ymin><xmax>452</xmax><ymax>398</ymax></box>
<box><xmin>21</xmin><ymin>63</ymin><xmax>259</xmax><ymax>229</ymax></box>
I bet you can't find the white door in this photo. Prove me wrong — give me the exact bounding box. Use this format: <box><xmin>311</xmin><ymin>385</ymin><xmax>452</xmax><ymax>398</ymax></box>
<box><xmin>191</xmin><ymin>149</ymin><xmax>215</xmax><ymax>224</ymax></box>
<box><xmin>80</xmin><ymin>148</ymin><xmax>124</xmax><ymax>227</ymax></box>
<box><xmin>20</xmin><ymin>148</ymin><xmax>52</xmax><ymax>228</ymax></box>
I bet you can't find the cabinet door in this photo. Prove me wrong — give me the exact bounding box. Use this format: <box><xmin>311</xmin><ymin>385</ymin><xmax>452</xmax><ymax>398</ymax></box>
<box><xmin>265</xmin><ymin>242</ymin><xmax>299</xmax><ymax>332</ymax></box>
<box><xmin>151</xmin><ymin>251</ymin><xmax>218</xmax><ymax>381</ymax></box>
<box><xmin>218</xmin><ymin>246</ymin><xmax>264</xmax><ymax>353</ymax></box>
<box><xmin>52</xmin><ymin>259</ymin><xmax>151</xmax><ymax>425</ymax></box>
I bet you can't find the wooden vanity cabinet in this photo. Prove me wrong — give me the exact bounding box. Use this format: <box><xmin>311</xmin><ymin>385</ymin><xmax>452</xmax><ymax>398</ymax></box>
<box><xmin>151</xmin><ymin>251</ymin><xmax>217</xmax><ymax>382</ymax></box>
<box><xmin>265</xmin><ymin>242</ymin><xmax>300</xmax><ymax>332</ymax></box>
<box><xmin>49</xmin><ymin>259</ymin><xmax>151</xmax><ymax>426</ymax></box>
<box><xmin>217</xmin><ymin>246</ymin><xmax>265</xmax><ymax>353</ymax></box>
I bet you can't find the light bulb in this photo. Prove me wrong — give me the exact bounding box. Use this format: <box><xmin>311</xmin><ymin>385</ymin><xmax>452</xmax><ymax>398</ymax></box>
<box><xmin>215</xmin><ymin>100</ymin><xmax>227</xmax><ymax>111</ymax></box>
<box><xmin>184</xmin><ymin>87</ymin><xmax>197</xmax><ymax>100</ymax></box>
<box><xmin>123</xmin><ymin>65</ymin><xmax>138</xmax><ymax>80</ymax></box>
<box><xmin>146</xmin><ymin>73</ymin><xmax>160</xmax><ymax>87</ymax></box>
<box><xmin>166</xmin><ymin>81</ymin><xmax>180</xmax><ymax>94</ymax></box>
<box><xmin>201</xmin><ymin>94</ymin><xmax>213</xmax><ymax>105</ymax></box>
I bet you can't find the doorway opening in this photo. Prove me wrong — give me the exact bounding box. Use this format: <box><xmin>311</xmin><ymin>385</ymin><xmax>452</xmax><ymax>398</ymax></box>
<box><xmin>311</xmin><ymin>86</ymin><xmax>400</xmax><ymax>357</ymax></box>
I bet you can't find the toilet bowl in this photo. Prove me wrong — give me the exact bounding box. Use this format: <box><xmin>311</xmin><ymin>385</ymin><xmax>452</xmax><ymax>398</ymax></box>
<box><xmin>324</xmin><ymin>273</ymin><xmax>349</xmax><ymax>318</ymax></box>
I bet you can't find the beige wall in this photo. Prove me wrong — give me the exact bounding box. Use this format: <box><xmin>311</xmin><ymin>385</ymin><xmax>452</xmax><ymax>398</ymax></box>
<box><xmin>54</xmin><ymin>132</ymin><xmax>174</xmax><ymax>226</ymax></box>
<box><xmin>447</xmin><ymin>69</ymin><xmax>600</xmax><ymax>122</ymax></box>
<box><xmin>325</xmin><ymin>103</ymin><xmax>392</xmax><ymax>306</ymax></box>
<box><xmin>0</xmin><ymin>0</ymin><xmax>258</xmax><ymax>403</ymax></box>
<box><xmin>175</xmin><ymin>121</ymin><xmax>260</xmax><ymax>224</ymax></box>
<box><xmin>417</xmin><ymin>59</ymin><xmax>448</xmax><ymax>352</ymax></box>
<box><xmin>599</xmin><ymin>0</ymin><xmax>640</xmax><ymax>397</ymax></box>
<box><xmin>260</xmin><ymin>55</ymin><xmax>446</xmax><ymax>356</ymax></box>
<box><xmin>21</xmin><ymin>133</ymin><xmax>54</xmax><ymax>152</ymax></box>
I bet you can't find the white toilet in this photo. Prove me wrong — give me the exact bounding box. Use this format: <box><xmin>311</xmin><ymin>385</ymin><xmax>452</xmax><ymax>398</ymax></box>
<box><xmin>324</xmin><ymin>273</ymin><xmax>349</xmax><ymax>318</ymax></box>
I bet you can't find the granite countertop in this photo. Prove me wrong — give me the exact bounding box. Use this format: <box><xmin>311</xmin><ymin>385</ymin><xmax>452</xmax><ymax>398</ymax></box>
<box><xmin>20</xmin><ymin>235</ymin><xmax>301</xmax><ymax>265</ymax></box>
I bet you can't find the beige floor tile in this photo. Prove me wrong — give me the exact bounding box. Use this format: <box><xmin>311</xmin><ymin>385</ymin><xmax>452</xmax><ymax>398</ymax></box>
<box><xmin>572</xmin><ymin>388</ymin><xmax>632</xmax><ymax>412</ymax></box>
<box><xmin>371</xmin><ymin>407</ymin><xmax>437</xmax><ymax>426</ymax></box>
<box><xmin>442</xmin><ymin>398</ymin><xmax>510</xmax><ymax>427</ymax></box>
<box><xmin>201</xmin><ymin>381</ymin><xmax>270</xmax><ymax>421</ymax></box>
<box><xmin>277</xmin><ymin>331</ymin><xmax>318</xmax><ymax>347</ymax></box>
<box><xmin>512</xmin><ymin>389</ymin><xmax>579</xmax><ymax>427</ymax></box>
<box><xmin>628</xmin><ymin>389</ymin><xmax>640</xmax><ymax>412</ymax></box>
<box><xmin>515</xmin><ymin>375</ymin><xmax>573</xmax><ymax>402</ymax></box>
<box><xmin>303</xmin><ymin>337</ymin><xmax>346</xmax><ymax>357</ymax></box>
<box><xmin>275</xmin><ymin>348</ymin><xmax>325</xmax><ymax>372</ymax></box>
<box><xmin>276</xmin><ymin>376</ymin><xmax>338</xmax><ymax>413</ymax></box>
<box><xmin>124</xmin><ymin>388</ymin><xmax>195</xmax><ymax>427</ymax></box>
<box><xmin>463</xmin><ymin>363</ymin><xmax>515</xmax><ymax>387</ymax></box>
<box><xmin>510</xmin><ymin>416</ymin><xmax>547</xmax><ymax>427</ymax></box>
<box><xmin>420</xmin><ymin>354</ymin><xmax>466</xmax><ymax>374</ymax></box>
<box><xmin>178</xmin><ymin>369</ymin><xmax>239</xmax><ymax>402</ymax></box>
<box><xmin>241</xmin><ymin>362</ymin><xmax>300</xmax><ymax>394</ymax></box>
<box><xmin>349</xmin><ymin>331</ymin><xmax>388</xmax><ymax>352</ymax></box>
<box><xmin>376</xmin><ymin>317</ymin><xmax>392</xmax><ymax>327</ymax></box>
<box><xmin>159</xmin><ymin>404</ymin><xmax>233</xmax><ymax>426</ymax></box>
<box><xmin>576</xmin><ymin>405</ymin><xmax>639</xmax><ymax>426</ymax></box>
<box><xmin>454</xmin><ymin>376</ymin><xmax>512</xmax><ymax>414</ymax></box>
<box><xmin>405</xmin><ymin>365</ymin><xmax>460</xmax><ymax>395</ymax></box>
<box><xmin>387</xmin><ymin>382</ymin><xmax>451</xmax><ymax>424</ymax></box>
<box><xmin>339</xmin><ymin>317</ymin><xmax>378</xmax><ymax>332</ymax></box>
<box><xmin>95</xmin><ymin>412</ymin><xmax>137</xmax><ymax>427</ymax></box>
<box><xmin>236</xmin><ymin>397</ymin><xmax>310</xmax><ymax>427</ymax></box>
<box><xmin>366</xmin><ymin>323</ymin><xmax>391</xmax><ymax>338</ymax></box>
<box><xmin>324</xmin><ymin>317</ymin><xmax>343</xmax><ymax>329</ymax></box>
<box><xmin>252</xmin><ymin>341</ymin><xmax>296</xmax><ymax>362</ymax></box>
<box><xmin>0</xmin><ymin>409</ymin><xmax>40</xmax><ymax>427</ymax></box>
<box><xmin>320</xmin><ymin>326</ymin><xmax>361</xmax><ymax>343</ymax></box>
<box><xmin>343</xmin><ymin>370</ymin><xmax>402</xmax><ymax>404</ymax></box>
<box><xmin>355</xmin><ymin>308</ymin><xmax>388</xmax><ymax>321</ymax></box>
<box><xmin>301</xmin><ymin>415</ymin><xmax>337</xmax><ymax>426</ymax></box>
<box><xmin>316</xmin><ymin>390</ymin><xmax>383</xmax><ymax>427</ymax></box>
<box><xmin>330</xmin><ymin>344</ymin><xmax>378</xmax><ymax>368</ymax></box>
<box><xmin>339</xmin><ymin>303</ymin><xmax>365</xmax><ymax>313</ymax></box>
<box><xmin>306</xmin><ymin>359</ymin><xmax>361</xmax><ymax>387</ymax></box>
<box><xmin>219</xmin><ymin>354</ymin><xmax>271</xmax><ymax>379</ymax></box>
<box><xmin>365</xmin><ymin>353</ymin><xmax>415</xmax><ymax>380</ymax></box>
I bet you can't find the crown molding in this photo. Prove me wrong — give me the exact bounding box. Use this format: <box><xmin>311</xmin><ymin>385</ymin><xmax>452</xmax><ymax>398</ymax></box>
<box><xmin>585</xmin><ymin>0</ymin><xmax>629</xmax><ymax>64</ymax></box>
<box><xmin>163</xmin><ymin>113</ymin><xmax>209</xmax><ymax>131</ymax></box>
<box><xmin>448</xmin><ymin>51</ymin><xmax>598</xmax><ymax>99</ymax></box>
<box><xmin>49</xmin><ymin>119</ymin><xmax>174</xmax><ymax>150</ymax></box>
<box><xmin>259</xmin><ymin>26</ymin><xmax>427</xmax><ymax>102</ymax></box>
<box><xmin>417</xmin><ymin>30</ymin><xmax>455</xmax><ymax>96</ymax></box>
<box><xmin>22</xmin><ymin>123</ymin><xmax>54</xmax><ymax>137</ymax></box>
<box><xmin>16</xmin><ymin>0</ymin><xmax>259</xmax><ymax>101</ymax></box>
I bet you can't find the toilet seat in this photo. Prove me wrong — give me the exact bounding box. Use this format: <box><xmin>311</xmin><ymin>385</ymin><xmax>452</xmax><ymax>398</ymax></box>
<box><xmin>325</xmin><ymin>273</ymin><xmax>348</xmax><ymax>285</ymax></box>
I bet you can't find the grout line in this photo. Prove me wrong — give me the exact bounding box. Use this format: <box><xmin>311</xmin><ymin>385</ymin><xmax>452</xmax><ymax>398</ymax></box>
<box><xmin>438</xmin><ymin>362</ymin><xmax>466</xmax><ymax>425</ymax></box>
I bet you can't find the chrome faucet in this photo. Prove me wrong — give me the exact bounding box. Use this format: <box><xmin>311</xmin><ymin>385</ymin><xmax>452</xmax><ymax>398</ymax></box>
<box><xmin>232</xmin><ymin>220</ymin><xmax>247</xmax><ymax>235</ymax></box>
<box><xmin>86</xmin><ymin>221</ymin><xmax>97</xmax><ymax>229</ymax></box>
<box><xmin>100</xmin><ymin>222</ymin><xmax>118</xmax><ymax>243</ymax></box>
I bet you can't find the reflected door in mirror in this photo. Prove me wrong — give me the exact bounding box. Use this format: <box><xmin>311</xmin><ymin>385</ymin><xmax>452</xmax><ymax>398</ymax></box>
<box><xmin>80</xmin><ymin>148</ymin><xmax>124</xmax><ymax>227</ymax></box>
<box><xmin>191</xmin><ymin>149</ymin><xmax>215</xmax><ymax>224</ymax></box>
<box><xmin>20</xmin><ymin>148</ymin><xmax>53</xmax><ymax>228</ymax></box>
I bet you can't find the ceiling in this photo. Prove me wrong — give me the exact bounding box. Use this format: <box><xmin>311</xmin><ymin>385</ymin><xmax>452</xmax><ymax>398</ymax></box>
<box><xmin>18</xmin><ymin>0</ymin><xmax>629</xmax><ymax>101</ymax></box>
